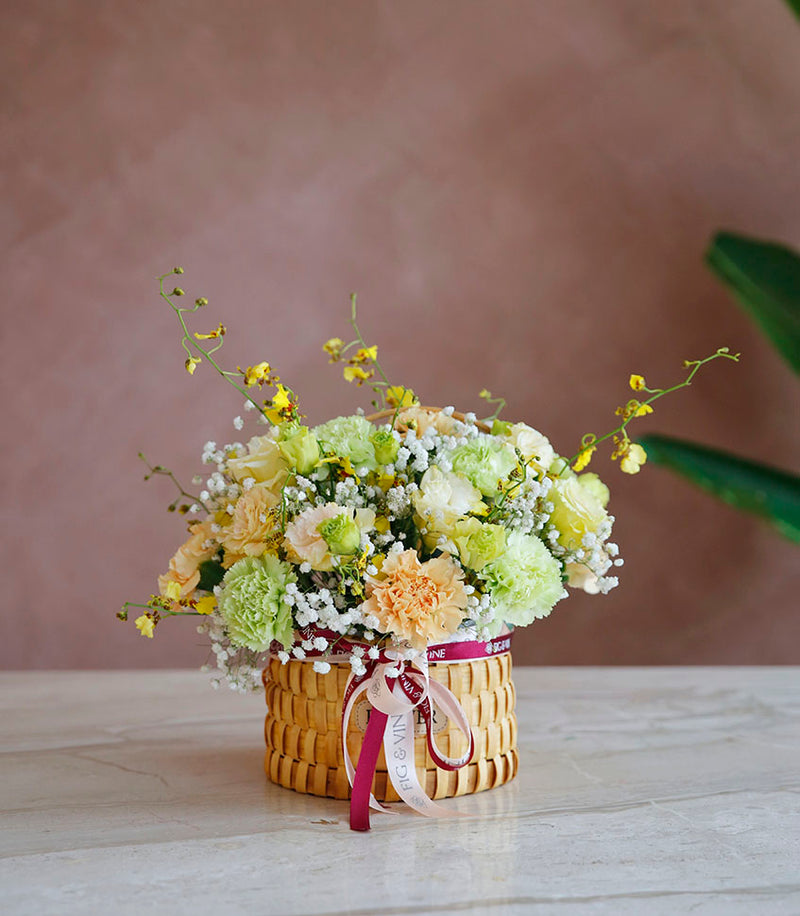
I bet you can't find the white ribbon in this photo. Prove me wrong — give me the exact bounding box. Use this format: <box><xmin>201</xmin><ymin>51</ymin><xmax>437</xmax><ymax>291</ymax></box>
<box><xmin>342</xmin><ymin>656</ymin><xmax>474</xmax><ymax>820</ymax></box>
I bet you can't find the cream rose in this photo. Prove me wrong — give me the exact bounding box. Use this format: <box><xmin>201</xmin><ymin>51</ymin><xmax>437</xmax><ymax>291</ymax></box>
<box><xmin>158</xmin><ymin>519</ymin><xmax>218</xmax><ymax>598</ymax></box>
<box><xmin>226</xmin><ymin>434</ymin><xmax>289</xmax><ymax>494</ymax></box>
<box><xmin>412</xmin><ymin>466</ymin><xmax>486</xmax><ymax>546</ymax></box>
<box><xmin>221</xmin><ymin>484</ymin><xmax>281</xmax><ymax>567</ymax></box>
<box><xmin>504</xmin><ymin>423</ymin><xmax>555</xmax><ymax>473</ymax></box>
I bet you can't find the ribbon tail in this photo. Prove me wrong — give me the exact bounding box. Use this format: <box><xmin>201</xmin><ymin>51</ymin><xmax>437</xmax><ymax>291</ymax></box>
<box><xmin>350</xmin><ymin>707</ymin><xmax>389</xmax><ymax>832</ymax></box>
<box><xmin>383</xmin><ymin>712</ymin><xmax>460</xmax><ymax>819</ymax></box>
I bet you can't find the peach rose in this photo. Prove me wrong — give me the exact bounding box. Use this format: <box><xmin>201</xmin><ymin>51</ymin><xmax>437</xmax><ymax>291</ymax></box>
<box><xmin>395</xmin><ymin>407</ymin><xmax>459</xmax><ymax>437</ymax></box>
<box><xmin>283</xmin><ymin>503</ymin><xmax>375</xmax><ymax>571</ymax></box>
<box><xmin>221</xmin><ymin>483</ymin><xmax>281</xmax><ymax>568</ymax></box>
<box><xmin>158</xmin><ymin>519</ymin><xmax>218</xmax><ymax>598</ymax></box>
<box><xmin>564</xmin><ymin>562</ymin><xmax>601</xmax><ymax>595</ymax></box>
<box><xmin>361</xmin><ymin>549</ymin><xmax>468</xmax><ymax>652</ymax></box>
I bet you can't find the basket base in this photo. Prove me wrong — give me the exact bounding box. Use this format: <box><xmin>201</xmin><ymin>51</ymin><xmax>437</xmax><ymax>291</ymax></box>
<box><xmin>264</xmin><ymin>745</ymin><xmax>519</xmax><ymax>801</ymax></box>
<box><xmin>262</xmin><ymin>650</ymin><xmax>519</xmax><ymax>802</ymax></box>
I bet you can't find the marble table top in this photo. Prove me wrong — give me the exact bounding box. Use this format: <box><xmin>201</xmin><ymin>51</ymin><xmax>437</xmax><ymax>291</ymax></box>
<box><xmin>1</xmin><ymin>667</ymin><xmax>798</xmax><ymax>915</ymax></box>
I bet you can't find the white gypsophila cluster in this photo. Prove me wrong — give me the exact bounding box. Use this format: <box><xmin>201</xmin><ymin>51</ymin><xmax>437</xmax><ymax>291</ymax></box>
<box><xmin>499</xmin><ymin>475</ymin><xmax>551</xmax><ymax>534</ymax></box>
<box><xmin>198</xmin><ymin>615</ymin><xmax>262</xmax><ymax>693</ymax></box>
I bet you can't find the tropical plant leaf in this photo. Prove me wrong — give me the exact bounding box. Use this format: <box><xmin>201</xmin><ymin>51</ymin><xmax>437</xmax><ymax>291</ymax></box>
<box><xmin>706</xmin><ymin>231</ymin><xmax>800</xmax><ymax>374</ymax></box>
<box><xmin>638</xmin><ymin>433</ymin><xmax>800</xmax><ymax>543</ymax></box>
<box><xmin>197</xmin><ymin>559</ymin><xmax>225</xmax><ymax>592</ymax></box>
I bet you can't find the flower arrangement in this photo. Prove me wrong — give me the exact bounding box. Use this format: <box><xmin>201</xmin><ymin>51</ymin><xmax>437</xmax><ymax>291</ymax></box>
<box><xmin>121</xmin><ymin>269</ymin><xmax>738</xmax><ymax>693</ymax></box>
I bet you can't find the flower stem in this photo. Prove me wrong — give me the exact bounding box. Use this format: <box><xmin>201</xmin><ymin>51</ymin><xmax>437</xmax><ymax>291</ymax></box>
<box><xmin>564</xmin><ymin>349</ymin><xmax>740</xmax><ymax>472</ymax></box>
<box><xmin>158</xmin><ymin>273</ymin><xmax>264</xmax><ymax>414</ymax></box>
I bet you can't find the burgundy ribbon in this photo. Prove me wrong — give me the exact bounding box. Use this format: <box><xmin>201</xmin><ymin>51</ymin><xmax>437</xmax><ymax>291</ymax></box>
<box><xmin>337</xmin><ymin>633</ymin><xmax>513</xmax><ymax>831</ymax></box>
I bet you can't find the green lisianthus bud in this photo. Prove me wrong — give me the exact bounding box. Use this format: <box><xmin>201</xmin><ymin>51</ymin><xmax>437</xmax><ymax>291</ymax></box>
<box><xmin>278</xmin><ymin>426</ymin><xmax>321</xmax><ymax>475</ymax></box>
<box><xmin>317</xmin><ymin>512</ymin><xmax>361</xmax><ymax>556</ymax></box>
<box><xmin>452</xmin><ymin>517</ymin><xmax>507</xmax><ymax>571</ymax></box>
<box><xmin>371</xmin><ymin>428</ymin><xmax>400</xmax><ymax>466</ymax></box>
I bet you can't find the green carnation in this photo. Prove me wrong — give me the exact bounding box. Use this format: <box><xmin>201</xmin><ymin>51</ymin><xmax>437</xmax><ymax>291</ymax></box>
<box><xmin>278</xmin><ymin>425</ymin><xmax>321</xmax><ymax>475</ymax></box>
<box><xmin>450</xmin><ymin>438</ymin><xmax>518</xmax><ymax>498</ymax></box>
<box><xmin>480</xmin><ymin>531</ymin><xmax>565</xmax><ymax>635</ymax></box>
<box><xmin>218</xmin><ymin>554</ymin><xmax>296</xmax><ymax>651</ymax></box>
<box><xmin>313</xmin><ymin>415</ymin><xmax>378</xmax><ymax>473</ymax></box>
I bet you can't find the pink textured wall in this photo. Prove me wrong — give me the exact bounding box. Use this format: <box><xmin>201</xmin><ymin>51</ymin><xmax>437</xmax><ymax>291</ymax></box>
<box><xmin>2</xmin><ymin>0</ymin><xmax>799</xmax><ymax>670</ymax></box>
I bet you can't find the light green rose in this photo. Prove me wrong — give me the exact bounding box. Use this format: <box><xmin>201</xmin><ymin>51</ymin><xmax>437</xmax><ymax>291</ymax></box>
<box><xmin>218</xmin><ymin>554</ymin><xmax>296</xmax><ymax>651</ymax></box>
<box><xmin>317</xmin><ymin>512</ymin><xmax>361</xmax><ymax>556</ymax></box>
<box><xmin>576</xmin><ymin>472</ymin><xmax>610</xmax><ymax>509</ymax></box>
<box><xmin>450</xmin><ymin>438</ymin><xmax>518</xmax><ymax>498</ymax></box>
<box><xmin>278</xmin><ymin>425</ymin><xmax>321</xmax><ymax>476</ymax></box>
<box><xmin>480</xmin><ymin>531</ymin><xmax>565</xmax><ymax>635</ymax></box>
<box><xmin>313</xmin><ymin>415</ymin><xmax>378</xmax><ymax>473</ymax></box>
<box><xmin>412</xmin><ymin>465</ymin><xmax>486</xmax><ymax>547</ymax></box>
<box><xmin>226</xmin><ymin>435</ymin><xmax>289</xmax><ymax>493</ymax></box>
<box><xmin>549</xmin><ymin>475</ymin><xmax>609</xmax><ymax>551</ymax></box>
<box><xmin>451</xmin><ymin>517</ymin><xmax>506</xmax><ymax>571</ymax></box>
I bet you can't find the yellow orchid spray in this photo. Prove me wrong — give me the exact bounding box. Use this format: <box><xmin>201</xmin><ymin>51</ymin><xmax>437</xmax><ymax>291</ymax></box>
<box><xmin>567</xmin><ymin>349</ymin><xmax>740</xmax><ymax>475</ymax></box>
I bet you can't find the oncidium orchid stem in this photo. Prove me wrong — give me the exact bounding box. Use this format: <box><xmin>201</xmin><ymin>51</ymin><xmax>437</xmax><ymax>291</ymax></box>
<box><xmin>564</xmin><ymin>349</ymin><xmax>740</xmax><ymax>472</ymax></box>
<box><xmin>157</xmin><ymin>273</ymin><xmax>264</xmax><ymax>414</ymax></box>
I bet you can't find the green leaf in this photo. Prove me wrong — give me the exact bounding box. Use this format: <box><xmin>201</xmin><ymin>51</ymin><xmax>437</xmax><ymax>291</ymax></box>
<box><xmin>638</xmin><ymin>433</ymin><xmax>800</xmax><ymax>543</ymax></box>
<box><xmin>706</xmin><ymin>231</ymin><xmax>800</xmax><ymax>374</ymax></box>
<box><xmin>784</xmin><ymin>0</ymin><xmax>800</xmax><ymax>20</ymax></box>
<box><xmin>197</xmin><ymin>559</ymin><xmax>225</xmax><ymax>592</ymax></box>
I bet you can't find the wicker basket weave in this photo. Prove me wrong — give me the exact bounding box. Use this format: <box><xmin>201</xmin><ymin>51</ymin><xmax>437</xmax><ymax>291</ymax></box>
<box><xmin>262</xmin><ymin>650</ymin><xmax>518</xmax><ymax>801</ymax></box>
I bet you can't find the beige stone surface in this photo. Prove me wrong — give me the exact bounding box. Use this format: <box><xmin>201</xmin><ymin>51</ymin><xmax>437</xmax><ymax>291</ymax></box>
<box><xmin>3</xmin><ymin>1</ymin><xmax>800</xmax><ymax>670</ymax></box>
<box><xmin>2</xmin><ymin>668</ymin><xmax>799</xmax><ymax>914</ymax></box>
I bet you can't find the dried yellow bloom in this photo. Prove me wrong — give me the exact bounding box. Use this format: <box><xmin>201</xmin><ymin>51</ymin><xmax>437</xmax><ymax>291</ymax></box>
<box><xmin>194</xmin><ymin>596</ymin><xmax>216</xmax><ymax>615</ymax></box>
<box><xmin>343</xmin><ymin>365</ymin><xmax>373</xmax><ymax>384</ymax></box>
<box><xmin>323</xmin><ymin>337</ymin><xmax>345</xmax><ymax>361</ymax></box>
<box><xmin>194</xmin><ymin>323</ymin><xmax>226</xmax><ymax>340</ymax></box>
<box><xmin>572</xmin><ymin>445</ymin><xmax>596</xmax><ymax>472</ymax></box>
<box><xmin>242</xmin><ymin>362</ymin><xmax>274</xmax><ymax>387</ymax></box>
<box><xmin>135</xmin><ymin>614</ymin><xmax>156</xmax><ymax>638</ymax></box>
<box><xmin>185</xmin><ymin>356</ymin><xmax>201</xmax><ymax>375</ymax></box>
<box><xmin>620</xmin><ymin>443</ymin><xmax>647</xmax><ymax>474</ymax></box>
<box><xmin>385</xmin><ymin>386</ymin><xmax>416</xmax><ymax>408</ymax></box>
<box><xmin>351</xmin><ymin>345</ymin><xmax>378</xmax><ymax>363</ymax></box>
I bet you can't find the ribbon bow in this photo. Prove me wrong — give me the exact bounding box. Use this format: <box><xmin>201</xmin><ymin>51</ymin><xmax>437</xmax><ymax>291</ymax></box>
<box><xmin>341</xmin><ymin>651</ymin><xmax>475</xmax><ymax>831</ymax></box>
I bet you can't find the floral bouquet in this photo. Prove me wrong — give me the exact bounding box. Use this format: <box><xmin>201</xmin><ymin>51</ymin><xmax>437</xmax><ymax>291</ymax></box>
<box><xmin>122</xmin><ymin>269</ymin><xmax>736</xmax><ymax>829</ymax></box>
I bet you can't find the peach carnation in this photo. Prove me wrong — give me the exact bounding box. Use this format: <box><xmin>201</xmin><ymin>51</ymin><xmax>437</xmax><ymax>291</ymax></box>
<box><xmin>361</xmin><ymin>549</ymin><xmax>468</xmax><ymax>652</ymax></box>
<box><xmin>158</xmin><ymin>518</ymin><xmax>218</xmax><ymax>598</ymax></box>
<box><xmin>221</xmin><ymin>483</ymin><xmax>281</xmax><ymax>568</ymax></box>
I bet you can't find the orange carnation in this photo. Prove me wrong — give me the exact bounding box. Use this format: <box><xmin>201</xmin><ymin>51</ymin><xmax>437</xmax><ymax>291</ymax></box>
<box><xmin>362</xmin><ymin>549</ymin><xmax>468</xmax><ymax>652</ymax></box>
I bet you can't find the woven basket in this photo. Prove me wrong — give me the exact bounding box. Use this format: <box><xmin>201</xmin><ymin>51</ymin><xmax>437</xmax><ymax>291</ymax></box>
<box><xmin>262</xmin><ymin>650</ymin><xmax>518</xmax><ymax>801</ymax></box>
